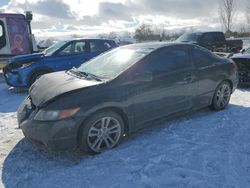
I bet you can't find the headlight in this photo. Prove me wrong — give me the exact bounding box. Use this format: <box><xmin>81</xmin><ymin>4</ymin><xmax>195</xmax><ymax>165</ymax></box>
<box><xmin>34</xmin><ymin>108</ymin><xmax>80</xmax><ymax>121</ymax></box>
<box><xmin>22</xmin><ymin>62</ymin><xmax>33</xmax><ymax>68</ymax></box>
<box><xmin>22</xmin><ymin>61</ymin><xmax>39</xmax><ymax>68</ymax></box>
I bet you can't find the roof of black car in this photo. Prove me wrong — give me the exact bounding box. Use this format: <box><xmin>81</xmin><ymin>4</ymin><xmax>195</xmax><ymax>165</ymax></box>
<box><xmin>186</xmin><ymin>31</ymin><xmax>222</xmax><ymax>34</ymax></box>
<box><xmin>62</xmin><ymin>38</ymin><xmax>116</xmax><ymax>43</ymax></box>
<box><xmin>124</xmin><ymin>42</ymin><xmax>194</xmax><ymax>50</ymax></box>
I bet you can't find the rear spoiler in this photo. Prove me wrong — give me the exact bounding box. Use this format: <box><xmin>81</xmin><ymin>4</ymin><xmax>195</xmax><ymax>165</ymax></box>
<box><xmin>214</xmin><ymin>52</ymin><xmax>234</xmax><ymax>59</ymax></box>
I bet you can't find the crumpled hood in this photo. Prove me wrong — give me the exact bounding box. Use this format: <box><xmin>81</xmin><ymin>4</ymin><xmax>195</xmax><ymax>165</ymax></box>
<box><xmin>29</xmin><ymin>71</ymin><xmax>102</xmax><ymax>107</ymax></box>
<box><xmin>5</xmin><ymin>53</ymin><xmax>44</xmax><ymax>70</ymax></box>
<box><xmin>11</xmin><ymin>53</ymin><xmax>44</xmax><ymax>63</ymax></box>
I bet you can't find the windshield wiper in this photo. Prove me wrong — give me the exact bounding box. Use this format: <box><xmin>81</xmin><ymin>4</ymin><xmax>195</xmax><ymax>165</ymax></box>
<box><xmin>68</xmin><ymin>68</ymin><xmax>87</xmax><ymax>78</ymax></box>
<box><xmin>84</xmin><ymin>72</ymin><xmax>103</xmax><ymax>82</ymax></box>
<box><xmin>69</xmin><ymin>68</ymin><xmax>103</xmax><ymax>82</ymax></box>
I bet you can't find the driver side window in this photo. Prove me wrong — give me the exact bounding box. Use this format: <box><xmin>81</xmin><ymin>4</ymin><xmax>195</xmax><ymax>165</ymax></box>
<box><xmin>140</xmin><ymin>46</ymin><xmax>191</xmax><ymax>75</ymax></box>
<box><xmin>60</xmin><ymin>41</ymin><xmax>90</xmax><ymax>55</ymax></box>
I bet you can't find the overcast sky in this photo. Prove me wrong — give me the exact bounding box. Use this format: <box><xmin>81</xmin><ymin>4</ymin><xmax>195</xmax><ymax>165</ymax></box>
<box><xmin>0</xmin><ymin>0</ymin><xmax>249</xmax><ymax>39</ymax></box>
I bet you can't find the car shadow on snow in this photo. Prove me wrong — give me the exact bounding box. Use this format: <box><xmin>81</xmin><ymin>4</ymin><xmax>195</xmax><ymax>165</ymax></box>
<box><xmin>2</xmin><ymin>103</ymin><xmax>250</xmax><ymax>187</ymax></box>
<box><xmin>2</xmin><ymin>139</ymin><xmax>84</xmax><ymax>187</ymax></box>
<box><xmin>0</xmin><ymin>85</ymin><xmax>28</xmax><ymax>113</ymax></box>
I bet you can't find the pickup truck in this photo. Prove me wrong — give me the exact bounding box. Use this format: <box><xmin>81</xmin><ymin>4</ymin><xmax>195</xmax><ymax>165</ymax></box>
<box><xmin>176</xmin><ymin>31</ymin><xmax>243</xmax><ymax>53</ymax></box>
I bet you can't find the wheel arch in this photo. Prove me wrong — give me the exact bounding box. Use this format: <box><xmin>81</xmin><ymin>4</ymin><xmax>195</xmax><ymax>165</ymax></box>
<box><xmin>223</xmin><ymin>79</ymin><xmax>233</xmax><ymax>93</ymax></box>
<box><xmin>28</xmin><ymin>67</ymin><xmax>54</xmax><ymax>85</ymax></box>
<box><xmin>210</xmin><ymin>79</ymin><xmax>233</xmax><ymax>106</ymax></box>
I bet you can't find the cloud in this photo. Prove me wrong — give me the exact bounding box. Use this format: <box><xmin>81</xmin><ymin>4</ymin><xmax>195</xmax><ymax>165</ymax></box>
<box><xmin>1</xmin><ymin>0</ymin><xmax>75</xmax><ymax>19</ymax></box>
<box><xmin>136</xmin><ymin>0</ymin><xmax>217</xmax><ymax>18</ymax></box>
<box><xmin>74</xmin><ymin>2</ymin><xmax>135</xmax><ymax>26</ymax></box>
<box><xmin>73</xmin><ymin>0</ymin><xmax>226</xmax><ymax>26</ymax></box>
<box><xmin>0</xmin><ymin>0</ymin><xmax>249</xmax><ymax>38</ymax></box>
<box><xmin>32</xmin><ymin>0</ymin><xmax>75</xmax><ymax>19</ymax></box>
<box><xmin>99</xmin><ymin>2</ymin><xmax>131</xmax><ymax>20</ymax></box>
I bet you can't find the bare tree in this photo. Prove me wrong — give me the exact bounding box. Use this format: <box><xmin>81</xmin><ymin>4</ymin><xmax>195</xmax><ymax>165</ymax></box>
<box><xmin>134</xmin><ymin>23</ymin><xmax>154</xmax><ymax>42</ymax></box>
<box><xmin>98</xmin><ymin>32</ymin><xmax>118</xmax><ymax>40</ymax></box>
<box><xmin>108</xmin><ymin>32</ymin><xmax>118</xmax><ymax>40</ymax></box>
<box><xmin>219</xmin><ymin>0</ymin><xmax>236</xmax><ymax>34</ymax></box>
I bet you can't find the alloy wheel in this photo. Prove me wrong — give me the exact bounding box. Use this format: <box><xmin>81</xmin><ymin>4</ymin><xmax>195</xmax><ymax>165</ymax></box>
<box><xmin>215</xmin><ymin>83</ymin><xmax>231</xmax><ymax>108</ymax></box>
<box><xmin>87</xmin><ymin>117</ymin><xmax>122</xmax><ymax>153</ymax></box>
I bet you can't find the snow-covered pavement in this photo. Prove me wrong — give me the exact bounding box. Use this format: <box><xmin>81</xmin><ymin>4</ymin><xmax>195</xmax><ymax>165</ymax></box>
<box><xmin>1</xmin><ymin>83</ymin><xmax>250</xmax><ymax>188</ymax></box>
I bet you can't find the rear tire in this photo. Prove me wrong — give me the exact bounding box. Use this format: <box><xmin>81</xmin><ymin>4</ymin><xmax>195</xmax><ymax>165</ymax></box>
<box><xmin>210</xmin><ymin>81</ymin><xmax>232</xmax><ymax>111</ymax></box>
<box><xmin>79</xmin><ymin>111</ymin><xmax>125</xmax><ymax>154</ymax></box>
<box><xmin>29</xmin><ymin>71</ymin><xmax>50</xmax><ymax>86</ymax></box>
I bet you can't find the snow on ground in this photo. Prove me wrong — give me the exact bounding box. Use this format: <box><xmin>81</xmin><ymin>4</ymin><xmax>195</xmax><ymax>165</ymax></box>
<box><xmin>1</xmin><ymin>83</ymin><xmax>250</xmax><ymax>188</ymax></box>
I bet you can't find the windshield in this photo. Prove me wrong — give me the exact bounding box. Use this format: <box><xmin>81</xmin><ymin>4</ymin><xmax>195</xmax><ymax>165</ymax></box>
<box><xmin>42</xmin><ymin>41</ymin><xmax>67</xmax><ymax>56</ymax></box>
<box><xmin>76</xmin><ymin>47</ymin><xmax>152</xmax><ymax>80</ymax></box>
<box><xmin>176</xmin><ymin>33</ymin><xmax>202</xmax><ymax>42</ymax></box>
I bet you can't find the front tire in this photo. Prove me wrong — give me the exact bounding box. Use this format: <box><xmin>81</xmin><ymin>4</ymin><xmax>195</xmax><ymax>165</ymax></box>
<box><xmin>79</xmin><ymin>111</ymin><xmax>125</xmax><ymax>154</ymax></box>
<box><xmin>210</xmin><ymin>81</ymin><xmax>232</xmax><ymax>111</ymax></box>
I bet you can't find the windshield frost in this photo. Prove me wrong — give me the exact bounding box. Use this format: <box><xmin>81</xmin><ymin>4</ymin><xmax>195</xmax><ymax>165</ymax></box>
<box><xmin>76</xmin><ymin>47</ymin><xmax>151</xmax><ymax>79</ymax></box>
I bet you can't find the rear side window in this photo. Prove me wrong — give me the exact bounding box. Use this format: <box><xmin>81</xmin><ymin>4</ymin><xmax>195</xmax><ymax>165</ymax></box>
<box><xmin>192</xmin><ymin>47</ymin><xmax>217</xmax><ymax>68</ymax></box>
<box><xmin>213</xmin><ymin>33</ymin><xmax>225</xmax><ymax>42</ymax></box>
<box><xmin>201</xmin><ymin>33</ymin><xmax>214</xmax><ymax>43</ymax></box>
<box><xmin>201</xmin><ymin>33</ymin><xmax>224</xmax><ymax>43</ymax></box>
<box><xmin>143</xmin><ymin>46</ymin><xmax>192</xmax><ymax>74</ymax></box>
<box><xmin>0</xmin><ymin>20</ymin><xmax>6</xmax><ymax>49</ymax></box>
<box><xmin>90</xmin><ymin>41</ymin><xmax>112</xmax><ymax>53</ymax></box>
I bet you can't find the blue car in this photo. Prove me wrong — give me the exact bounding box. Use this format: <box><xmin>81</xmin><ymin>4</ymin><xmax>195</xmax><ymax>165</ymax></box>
<box><xmin>3</xmin><ymin>38</ymin><xmax>117</xmax><ymax>87</ymax></box>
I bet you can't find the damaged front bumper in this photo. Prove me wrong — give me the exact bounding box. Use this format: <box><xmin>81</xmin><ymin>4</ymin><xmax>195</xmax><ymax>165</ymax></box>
<box><xmin>3</xmin><ymin>64</ymin><xmax>28</xmax><ymax>87</ymax></box>
<box><xmin>18</xmin><ymin>97</ymin><xmax>80</xmax><ymax>152</ymax></box>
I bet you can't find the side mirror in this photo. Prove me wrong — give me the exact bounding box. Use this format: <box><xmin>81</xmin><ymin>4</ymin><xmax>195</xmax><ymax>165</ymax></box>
<box><xmin>240</xmin><ymin>49</ymin><xmax>245</xmax><ymax>54</ymax></box>
<box><xmin>134</xmin><ymin>72</ymin><xmax>153</xmax><ymax>83</ymax></box>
